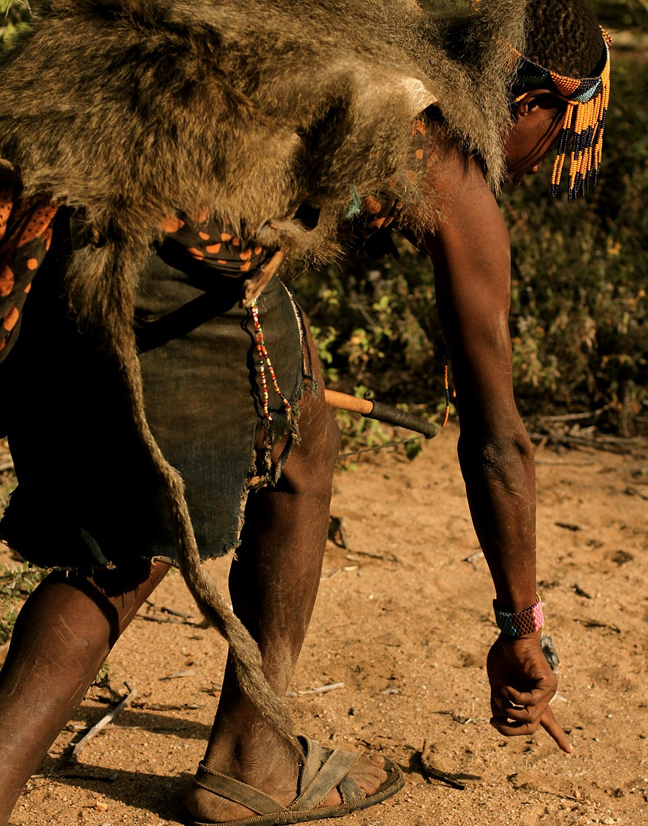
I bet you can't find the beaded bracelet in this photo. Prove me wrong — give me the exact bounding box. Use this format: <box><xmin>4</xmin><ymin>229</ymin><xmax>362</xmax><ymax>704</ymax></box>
<box><xmin>494</xmin><ymin>594</ymin><xmax>544</xmax><ymax>637</ymax></box>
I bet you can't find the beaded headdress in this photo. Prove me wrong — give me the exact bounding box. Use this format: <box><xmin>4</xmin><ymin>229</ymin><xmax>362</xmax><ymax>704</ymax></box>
<box><xmin>512</xmin><ymin>27</ymin><xmax>612</xmax><ymax>199</ymax></box>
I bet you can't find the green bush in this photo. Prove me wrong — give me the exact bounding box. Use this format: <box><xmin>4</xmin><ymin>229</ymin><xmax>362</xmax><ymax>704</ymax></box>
<box><xmin>0</xmin><ymin>563</ymin><xmax>45</xmax><ymax>644</ymax></box>
<box><xmin>0</xmin><ymin>0</ymin><xmax>31</xmax><ymax>45</ymax></box>
<box><xmin>292</xmin><ymin>50</ymin><xmax>648</xmax><ymax>435</ymax></box>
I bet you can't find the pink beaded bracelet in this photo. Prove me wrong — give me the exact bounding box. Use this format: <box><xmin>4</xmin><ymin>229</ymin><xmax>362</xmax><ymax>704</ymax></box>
<box><xmin>494</xmin><ymin>594</ymin><xmax>544</xmax><ymax>637</ymax></box>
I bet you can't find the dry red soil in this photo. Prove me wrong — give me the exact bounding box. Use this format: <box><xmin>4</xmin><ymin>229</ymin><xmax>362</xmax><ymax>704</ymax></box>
<box><xmin>1</xmin><ymin>425</ymin><xmax>647</xmax><ymax>826</ymax></box>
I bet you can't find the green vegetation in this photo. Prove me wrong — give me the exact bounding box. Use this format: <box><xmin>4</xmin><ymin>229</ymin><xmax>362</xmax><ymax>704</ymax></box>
<box><xmin>0</xmin><ymin>564</ymin><xmax>45</xmax><ymax>644</ymax></box>
<box><xmin>501</xmin><ymin>51</ymin><xmax>647</xmax><ymax>432</ymax></box>
<box><xmin>93</xmin><ymin>660</ymin><xmax>112</xmax><ymax>691</ymax></box>
<box><xmin>0</xmin><ymin>472</ymin><xmax>15</xmax><ymax>513</ymax></box>
<box><xmin>591</xmin><ymin>1</ymin><xmax>648</xmax><ymax>27</ymax></box>
<box><xmin>0</xmin><ymin>562</ymin><xmax>111</xmax><ymax>683</ymax></box>
<box><xmin>0</xmin><ymin>0</ymin><xmax>30</xmax><ymax>45</ymax></box>
<box><xmin>293</xmin><ymin>47</ymin><xmax>648</xmax><ymax>435</ymax></box>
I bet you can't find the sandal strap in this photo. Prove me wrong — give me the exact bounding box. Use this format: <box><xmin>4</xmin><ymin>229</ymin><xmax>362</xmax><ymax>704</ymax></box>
<box><xmin>296</xmin><ymin>736</ymin><xmax>328</xmax><ymax>790</ymax></box>
<box><xmin>194</xmin><ymin>762</ymin><xmax>285</xmax><ymax>816</ymax></box>
<box><xmin>338</xmin><ymin>774</ymin><xmax>365</xmax><ymax>805</ymax></box>
<box><xmin>291</xmin><ymin>741</ymin><xmax>360</xmax><ymax>811</ymax></box>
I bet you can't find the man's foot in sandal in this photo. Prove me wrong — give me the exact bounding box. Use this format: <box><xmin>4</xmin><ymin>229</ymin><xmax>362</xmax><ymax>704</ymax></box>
<box><xmin>185</xmin><ymin>733</ymin><xmax>403</xmax><ymax>825</ymax></box>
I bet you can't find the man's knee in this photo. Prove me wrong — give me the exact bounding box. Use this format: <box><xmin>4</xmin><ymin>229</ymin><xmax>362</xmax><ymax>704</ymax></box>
<box><xmin>280</xmin><ymin>397</ymin><xmax>340</xmax><ymax>498</ymax></box>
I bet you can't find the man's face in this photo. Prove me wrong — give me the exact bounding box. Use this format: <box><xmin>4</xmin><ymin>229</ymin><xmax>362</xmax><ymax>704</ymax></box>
<box><xmin>503</xmin><ymin>92</ymin><xmax>567</xmax><ymax>185</ymax></box>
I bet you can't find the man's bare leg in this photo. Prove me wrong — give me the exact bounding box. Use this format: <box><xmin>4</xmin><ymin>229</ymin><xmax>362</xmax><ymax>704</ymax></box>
<box><xmin>186</xmin><ymin>386</ymin><xmax>387</xmax><ymax>823</ymax></box>
<box><xmin>0</xmin><ymin>560</ymin><xmax>169</xmax><ymax>825</ymax></box>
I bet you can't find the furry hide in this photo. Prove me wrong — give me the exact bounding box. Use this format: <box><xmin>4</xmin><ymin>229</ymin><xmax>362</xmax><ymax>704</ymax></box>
<box><xmin>0</xmin><ymin>0</ymin><xmax>527</xmax><ymax>738</ymax></box>
<box><xmin>2</xmin><ymin>1</ymin><xmax>526</xmax><ymax>263</ymax></box>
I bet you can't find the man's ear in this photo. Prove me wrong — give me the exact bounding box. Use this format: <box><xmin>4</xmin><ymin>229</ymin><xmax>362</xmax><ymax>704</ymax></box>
<box><xmin>514</xmin><ymin>89</ymin><xmax>563</xmax><ymax>120</ymax></box>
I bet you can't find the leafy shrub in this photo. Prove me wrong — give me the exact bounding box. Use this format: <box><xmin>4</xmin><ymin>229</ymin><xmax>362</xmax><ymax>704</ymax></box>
<box><xmin>0</xmin><ymin>563</ymin><xmax>45</xmax><ymax>644</ymax></box>
<box><xmin>292</xmin><ymin>49</ymin><xmax>648</xmax><ymax>435</ymax></box>
<box><xmin>0</xmin><ymin>0</ymin><xmax>31</xmax><ymax>46</ymax></box>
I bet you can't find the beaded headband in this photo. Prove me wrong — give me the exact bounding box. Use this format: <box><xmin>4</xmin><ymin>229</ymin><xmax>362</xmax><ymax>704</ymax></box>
<box><xmin>512</xmin><ymin>27</ymin><xmax>612</xmax><ymax>199</ymax></box>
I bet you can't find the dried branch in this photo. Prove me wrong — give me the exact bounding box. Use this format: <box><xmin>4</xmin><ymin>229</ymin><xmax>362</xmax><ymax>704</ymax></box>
<box><xmin>285</xmin><ymin>682</ymin><xmax>345</xmax><ymax>698</ymax></box>
<box><xmin>416</xmin><ymin>739</ymin><xmax>469</xmax><ymax>790</ymax></box>
<box><xmin>69</xmin><ymin>684</ymin><xmax>136</xmax><ymax>762</ymax></box>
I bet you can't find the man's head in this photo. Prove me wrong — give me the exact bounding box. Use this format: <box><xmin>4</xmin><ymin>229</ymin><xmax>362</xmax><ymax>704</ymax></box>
<box><xmin>523</xmin><ymin>0</ymin><xmax>605</xmax><ymax>79</ymax></box>
<box><xmin>503</xmin><ymin>0</ymin><xmax>610</xmax><ymax>197</ymax></box>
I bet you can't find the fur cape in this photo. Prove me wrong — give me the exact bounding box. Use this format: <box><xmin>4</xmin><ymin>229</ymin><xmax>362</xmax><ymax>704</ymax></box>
<box><xmin>1</xmin><ymin>1</ymin><xmax>526</xmax><ymax>266</ymax></box>
<box><xmin>0</xmin><ymin>0</ymin><xmax>527</xmax><ymax>738</ymax></box>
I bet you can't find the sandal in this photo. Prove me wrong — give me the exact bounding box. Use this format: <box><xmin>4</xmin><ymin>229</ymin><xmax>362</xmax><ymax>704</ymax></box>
<box><xmin>188</xmin><ymin>734</ymin><xmax>405</xmax><ymax>825</ymax></box>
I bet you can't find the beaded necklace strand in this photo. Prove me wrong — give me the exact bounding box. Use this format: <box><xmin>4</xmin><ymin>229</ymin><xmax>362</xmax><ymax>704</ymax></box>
<box><xmin>250</xmin><ymin>298</ymin><xmax>292</xmax><ymax>421</ymax></box>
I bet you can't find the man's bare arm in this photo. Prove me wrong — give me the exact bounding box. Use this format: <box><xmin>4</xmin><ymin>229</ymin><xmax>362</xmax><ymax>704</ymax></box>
<box><xmin>402</xmin><ymin>140</ymin><xmax>570</xmax><ymax>752</ymax></box>
<box><xmin>408</xmin><ymin>144</ymin><xmax>537</xmax><ymax>611</ymax></box>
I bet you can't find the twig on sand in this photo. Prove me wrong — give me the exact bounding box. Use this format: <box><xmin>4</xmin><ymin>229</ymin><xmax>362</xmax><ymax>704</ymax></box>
<box><xmin>58</xmin><ymin>771</ymin><xmax>119</xmax><ymax>782</ymax></box>
<box><xmin>328</xmin><ymin>515</ymin><xmax>351</xmax><ymax>550</ymax></box>
<box><xmin>142</xmin><ymin>600</ymin><xmax>197</xmax><ymax>623</ymax></box>
<box><xmin>69</xmin><ymin>683</ymin><xmax>136</xmax><ymax>762</ymax></box>
<box><xmin>626</xmin><ymin>485</ymin><xmax>648</xmax><ymax>500</ymax></box>
<box><xmin>30</xmin><ymin>771</ymin><xmax>119</xmax><ymax>783</ymax></box>
<box><xmin>159</xmin><ymin>605</ymin><xmax>194</xmax><ymax>618</ymax></box>
<box><xmin>132</xmin><ymin>700</ymin><xmax>205</xmax><ymax>711</ymax></box>
<box><xmin>534</xmin><ymin>406</ymin><xmax>612</xmax><ymax>424</ymax></box>
<box><xmin>555</xmin><ymin>521</ymin><xmax>582</xmax><ymax>531</ymax></box>
<box><xmin>328</xmin><ymin>517</ymin><xmax>399</xmax><ymax>563</ymax></box>
<box><xmin>136</xmin><ymin>613</ymin><xmax>200</xmax><ymax>627</ymax></box>
<box><xmin>529</xmin><ymin>430</ymin><xmax>643</xmax><ymax>456</ymax></box>
<box><xmin>416</xmin><ymin>739</ymin><xmax>467</xmax><ymax>790</ymax></box>
<box><xmin>160</xmin><ymin>669</ymin><xmax>197</xmax><ymax>681</ymax></box>
<box><xmin>285</xmin><ymin>682</ymin><xmax>345</xmax><ymax>698</ymax></box>
<box><xmin>571</xmin><ymin>583</ymin><xmax>592</xmax><ymax>599</ymax></box>
<box><xmin>346</xmin><ymin>549</ymin><xmax>400</xmax><ymax>564</ymax></box>
<box><xmin>574</xmin><ymin>618</ymin><xmax>621</xmax><ymax>634</ymax></box>
<box><xmin>535</xmin><ymin>458</ymin><xmax>597</xmax><ymax>466</ymax></box>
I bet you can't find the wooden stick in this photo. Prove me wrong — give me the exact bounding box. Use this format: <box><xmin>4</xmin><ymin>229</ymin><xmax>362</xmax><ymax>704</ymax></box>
<box><xmin>626</xmin><ymin>485</ymin><xmax>648</xmax><ymax>500</ymax></box>
<box><xmin>69</xmin><ymin>684</ymin><xmax>137</xmax><ymax>762</ymax></box>
<box><xmin>160</xmin><ymin>669</ymin><xmax>197</xmax><ymax>681</ymax></box>
<box><xmin>136</xmin><ymin>613</ymin><xmax>199</xmax><ymax>627</ymax></box>
<box><xmin>534</xmin><ymin>405</ymin><xmax>612</xmax><ymax>423</ymax></box>
<box><xmin>325</xmin><ymin>390</ymin><xmax>438</xmax><ymax>438</ymax></box>
<box><xmin>324</xmin><ymin>390</ymin><xmax>373</xmax><ymax>415</ymax></box>
<box><xmin>529</xmin><ymin>431</ymin><xmax>643</xmax><ymax>456</ymax></box>
<box><xmin>417</xmin><ymin>739</ymin><xmax>467</xmax><ymax>790</ymax></box>
<box><xmin>285</xmin><ymin>682</ymin><xmax>345</xmax><ymax>698</ymax></box>
<box><xmin>160</xmin><ymin>605</ymin><xmax>194</xmax><ymax>618</ymax></box>
<box><xmin>346</xmin><ymin>549</ymin><xmax>400</xmax><ymax>563</ymax></box>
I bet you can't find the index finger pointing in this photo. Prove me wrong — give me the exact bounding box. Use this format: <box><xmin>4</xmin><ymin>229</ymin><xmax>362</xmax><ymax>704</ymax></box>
<box><xmin>540</xmin><ymin>705</ymin><xmax>572</xmax><ymax>754</ymax></box>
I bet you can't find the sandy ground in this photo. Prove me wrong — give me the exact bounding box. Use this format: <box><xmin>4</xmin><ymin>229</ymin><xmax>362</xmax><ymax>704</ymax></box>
<box><xmin>1</xmin><ymin>425</ymin><xmax>647</xmax><ymax>826</ymax></box>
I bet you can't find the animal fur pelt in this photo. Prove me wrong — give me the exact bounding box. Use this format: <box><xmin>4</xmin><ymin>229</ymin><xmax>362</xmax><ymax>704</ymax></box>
<box><xmin>1</xmin><ymin>0</ymin><xmax>526</xmax><ymax>261</ymax></box>
<box><xmin>0</xmin><ymin>0</ymin><xmax>528</xmax><ymax>739</ymax></box>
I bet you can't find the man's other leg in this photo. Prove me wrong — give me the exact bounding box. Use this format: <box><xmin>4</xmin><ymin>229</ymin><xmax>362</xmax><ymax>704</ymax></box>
<box><xmin>0</xmin><ymin>560</ymin><xmax>169</xmax><ymax>825</ymax></box>
<box><xmin>186</xmin><ymin>371</ymin><xmax>387</xmax><ymax>823</ymax></box>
